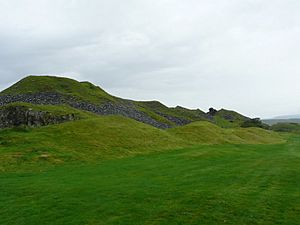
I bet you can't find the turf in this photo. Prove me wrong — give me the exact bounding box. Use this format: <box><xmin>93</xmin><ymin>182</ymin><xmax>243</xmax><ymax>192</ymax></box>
<box><xmin>0</xmin><ymin>76</ymin><xmax>295</xmax><ymax>224</ymax></box>
<box><xmin>213</xmin><ymin>109</ymin><xmax>248</xmax><ymax>128</ymax></box>
<box><xmin>0</xmin><ymin>136</ymin><xmax>299</xmax><ymax>225</ymax></box>
<box><xmin>0</xmin><ymin>117</ymin><xmax>284</xmax><ymax>171</ymax></box>
<box><xmin>0</xmin><ymin>75</ymin><xmax>116</xmax><ymax>104</ymax></box>
<box><xmin>137</xmin><ymin>101</ymin><xmax>208</xmax><ymax>123</ymax></box>
<box><xmin>168</xmin><ymin>121</ymin><xmax>283</xmax><ymax>145</ymax></box>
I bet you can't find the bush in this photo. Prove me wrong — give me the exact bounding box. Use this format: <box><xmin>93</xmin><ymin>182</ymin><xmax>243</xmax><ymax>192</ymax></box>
<box><xmin>271</xmin><ymin>123</ymin><xmax>300</xmax><ymax>133</ymax></box>
<box><xmin>241</xmin><ymin>118</ymin><xmax>269</xmax><ymax>129</ymax></box>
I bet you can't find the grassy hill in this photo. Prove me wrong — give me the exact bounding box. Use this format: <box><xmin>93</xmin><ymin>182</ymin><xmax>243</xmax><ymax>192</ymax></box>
<box><xmin>168</xmin><ymin>121</ymin><xmax>282</xmax><ymax>145</ymax></box>
<box><xmin>0</xmin><ymin>76</ymin><xmax>298</xmax><ymax>225</ymax></box>
<box><xmin>0</xmin><ymin>113</ymin><xmax>284</xmax><ymax>171</ymax></box>
<box><xmin>213</xmin><ymin>109</ymin><xmax>249</xmax><ymax>128</ymax></box>
<box><xmin>0</xmin><ymin>75</ymin><xmax>282</xmax><ymax>171</ymax></box>
<box><xmin>0</xmin><ymin>75</ymin><xmax>117</xmax><ymax>104</ymax></box>
<box><xmin>138</xmin><ymin>101</ymin><xmax>208</xmax><ymax>121</ymax></box>
<box><xmin>0</xmin><ymin>75</ymin><xmax>281</xmax><ymax>171</ymax></box>
<box><xmin>0</xmin><ymin>75</ymin><xmax>255</xmax><ymax>128</ymax></box>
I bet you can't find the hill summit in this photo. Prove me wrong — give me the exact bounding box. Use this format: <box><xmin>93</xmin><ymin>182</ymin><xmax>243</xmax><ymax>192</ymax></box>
<box><xmin>0</xmin><ymin>75</ymin><xmax>250</xmax><ymax>129</ymax></box>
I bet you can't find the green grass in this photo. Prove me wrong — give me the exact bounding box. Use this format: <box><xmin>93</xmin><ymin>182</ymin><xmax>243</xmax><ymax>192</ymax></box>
<box><xmin>0</xmin><ymin>116</ymin><xmax>183</xmax><ymax>171</ymax></box>
<box><xmin>0</xmin><ymin>135</ymin><xmax>299</xmax><ymax>225</ymax></box>
<box><xmin>137</xmin><ymin>101</ymin><xmax>208</xmax><ymax>122</ymax></box>
<box><xmin>0</xmin><ymin>75</ymin><xmax>297</xmax><ymax>224</ymax></box>
<box><xmin>1</xmin><ymin>75</ymin><xmax>116</xmax><ymax>104</ymax></box>
<box><xmin>0</xmin><ymin>117</ymin><xmax>284</xmax><ymax>171</ymax></box>
<box><xmin>168</xmin><ymin>121</ymin><xmax>283</xmax><ymax>144</ymax></box>
<box><xmin>213</xmin><ymin>109</ymin><xmax>248</xmax><ymax>128</ymax></box>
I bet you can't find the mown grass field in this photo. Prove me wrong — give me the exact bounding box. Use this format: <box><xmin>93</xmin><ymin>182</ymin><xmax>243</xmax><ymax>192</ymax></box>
<box><xmin>1</xmin><ymin>134</ymin><xmax>299</xmax><ymax>225</ymax></box>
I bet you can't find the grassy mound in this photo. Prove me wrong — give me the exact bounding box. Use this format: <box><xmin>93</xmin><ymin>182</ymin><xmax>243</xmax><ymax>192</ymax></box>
<box><xmin>0</xmin><ymin>116</ymin><xmax>182</xmax><ymax>170</ymax></box>
<box><xmin>138</xmin><ymin>101</ymin><xmax>208</xmax><ymax>122</ymax></box>
<box><xmin>1</xmin><ymin>75</ymin><xmax>116</xmax><ymax>104</ymax></box>
<box><xmin>0</xmin><ymin>116</ymin><xmax>284</xmax><ymax>171</ymax></box>
<box><xmin>213</xmin><ymin>109</ymin><xmax>249</xmax><ymax>128</ymax></box>
<box><xmin>168</xmin><ymin>121</ymin><xmax>283</xmax><ymax>145</ymax></box>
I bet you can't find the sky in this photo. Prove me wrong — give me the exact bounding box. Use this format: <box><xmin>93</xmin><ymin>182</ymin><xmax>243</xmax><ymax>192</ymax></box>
<box><xmin>0</xmin><ymin>0</ymin><xmax>300</xmax><ymax>118</ymax></box>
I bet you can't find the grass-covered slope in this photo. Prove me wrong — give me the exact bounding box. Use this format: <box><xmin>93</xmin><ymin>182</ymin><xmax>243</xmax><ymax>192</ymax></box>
<box><xmin>138</xmin><ymin>101</ymin><xmax>208</xmax><ymax>122</ymax></box>
<box><xmin>0</xmin><ymin>116</ymin><xmax>284</xmax><ymax>171</ymax></box>
<box><xmin>0</xmin><ymin>75</ymin><xmax>254</xmax><ymax>128</ymax></box>
<box><xmin>213</xmin><ymin>109</ymin><xmax>249</xmax><ymax>128</ymax></box>
<box><xmin>1</xmin><ymin>136</ymin><xmax>299</xmax><ymax>225</ymax></box>
<box><xmin>168</xmin><ymin>121</ymin><xmax>283</xmax><ymax>145</ymax></box>
<box><xmin>1</xmin><ymin>75</ymin><xmax>116</xmax><ymax>104</ymax></box>
<box><xmin>0</xmin><ymin>116</ymin><xmax>181</xmax><ymax>170</ymax></box>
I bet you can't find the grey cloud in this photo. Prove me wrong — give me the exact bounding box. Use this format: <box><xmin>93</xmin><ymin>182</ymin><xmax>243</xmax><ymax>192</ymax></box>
<box><xmin>0</xmin><ymin>0</ymin><xmax>300</xmax><ymax>118</ymax></box>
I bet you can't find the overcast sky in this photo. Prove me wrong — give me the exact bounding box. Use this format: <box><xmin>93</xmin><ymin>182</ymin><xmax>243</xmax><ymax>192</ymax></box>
<box><xmin>0</xmin><ymin>0</ymin><xmax>300</xmax><ymax>118</ymax></box>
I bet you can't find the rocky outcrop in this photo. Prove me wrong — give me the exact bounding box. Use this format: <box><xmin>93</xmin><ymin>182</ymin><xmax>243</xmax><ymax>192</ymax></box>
<box><xmin>0</xmin><ymin>76</ymin><xmax>252</xmax><ymax>129</ymax></box>
<box><xmin>0</xmin><ymin>93</ymin><xmax>171</xmax><ymax>129</ymax></box>
<box><xmin>0</xmin><ymin>93</ymin><xmax>65</xmax><ymax>106</ymax></box>
<box><xmin>208</xmin><ymin>108</ymin><xmax>218</xmax><ymax>116</ymax></box>
<box><xmin>156</xmin><ymin>111</ymin><xmax>191</xmax><ymax>126</ymax></box>
<box><xmin>0</xmin><ymin>105</ymin><xmax>77</xmax><ymax>129</ymax></box>
<box><xmin>95</xmin><ymin>102</ymin><xmax>171</xmax><ymax>128</ymax></box>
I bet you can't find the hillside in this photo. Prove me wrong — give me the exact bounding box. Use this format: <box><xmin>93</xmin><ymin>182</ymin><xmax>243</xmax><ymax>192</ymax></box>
<box><xmin>168</xmin><ymin>121</ymin><xmax>281</xmax><ymax>145</ymax></box>
<box><xmin>0</xmin><ymin>75</ymin><xmax>282</xmax><ymax>170</ymax></box>
<box><xmin>0</xmin><ymin>115</ymin><xmax>284</xmax><ymax>171</ymax></box>
<box><xmin>0</xmin><ymin>75</ymin><xmax>116</xmax><ymax>104</ymax></box>
<box><xmin>0</xmin><ymin>75</ymin><xmax>253</xmax><ymax>129</ymax></box>
<box><xmin>213</xmin><ymin>109</ymin><xmax>249</xmax><ymax>127</ymax></box>
<box><xmin>0</xmin><ymin>76</ymin><xmax>292</xmax><ymax>225</ymax></box>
